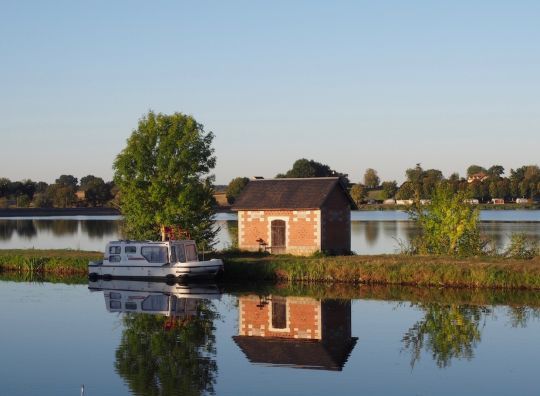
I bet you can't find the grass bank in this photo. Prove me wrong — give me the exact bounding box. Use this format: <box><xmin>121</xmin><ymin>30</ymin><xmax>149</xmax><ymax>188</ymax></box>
<box><xmin>0</xmin><ymin>249</ymin><xmax>100</xmax><ymax>275</ymax></box>
<box><xmin>2</xmin><ymin>249</ymin><xmax>540</xmax><ymax>290</ymax></box>
<box><xmin>221</xmin><ymin>252</ymin><xmax>540</xmax><ymax>290</ymax></box>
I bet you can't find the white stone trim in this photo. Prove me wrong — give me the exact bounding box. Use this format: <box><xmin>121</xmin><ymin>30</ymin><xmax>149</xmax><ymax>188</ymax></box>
<box><xmin>314</xmin><ymin>210</ymin><xmax>321</xmax><ymax>248</ymax></box>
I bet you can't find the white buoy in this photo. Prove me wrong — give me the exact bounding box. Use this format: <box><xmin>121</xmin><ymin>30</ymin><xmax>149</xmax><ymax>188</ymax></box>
<box><xmin>81</xmin><ymin>385</ymin><xmax>85</xmax><ymax>396</ymax></box>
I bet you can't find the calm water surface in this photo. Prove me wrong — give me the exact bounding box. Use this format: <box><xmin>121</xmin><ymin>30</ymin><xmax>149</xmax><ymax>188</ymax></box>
<box><xmin>1</xmin><ymin>279</ymin><xmax>540</xmax><ymax>395</ymax></box>
<box><xmin>1</xmin><ymin>211</ymin><xmax>539</xmax><ymax>254</ymax></box>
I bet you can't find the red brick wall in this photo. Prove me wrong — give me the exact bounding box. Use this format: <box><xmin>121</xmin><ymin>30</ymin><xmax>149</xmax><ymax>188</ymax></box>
<box><xmin>238</xmin><ymin>209</ymin><xmax>321</xmax><ymax>255</ymax></box>
<box><xmin>238</xmin><ymin>295</ymin><xmax>322</xmax><ymax>340</ymax></box>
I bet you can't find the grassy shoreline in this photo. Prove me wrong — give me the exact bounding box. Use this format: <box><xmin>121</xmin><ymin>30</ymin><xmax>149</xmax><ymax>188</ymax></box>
<box><xmin>2</xmin><ymin>249</ymin><xmax>540</xmax><ymax>290</ymax></box>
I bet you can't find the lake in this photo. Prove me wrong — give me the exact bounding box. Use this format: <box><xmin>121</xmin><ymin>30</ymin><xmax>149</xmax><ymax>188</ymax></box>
<box><xmin>1</xmin><ymin>210</ymin><xmax>539</xmax><ymax>254</ymax></box>
<box><xmin>1</xmin><ymin>277</ymin><xmax>540</xmax><ymax>395</ymax></box>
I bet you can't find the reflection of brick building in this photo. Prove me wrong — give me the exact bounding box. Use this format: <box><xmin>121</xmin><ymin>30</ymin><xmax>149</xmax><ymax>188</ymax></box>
<box><xmin>233</xmin><ymin>295</ymin><xmax>357</xmax><ymax>371</ymax></box>
<box><xmin>231</xmin><ymin>178</ymin><xmax>355</xmax><ymax>255</ymax></box>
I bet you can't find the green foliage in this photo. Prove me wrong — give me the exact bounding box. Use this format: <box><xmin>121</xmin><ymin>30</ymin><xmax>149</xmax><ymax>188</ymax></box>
<box><xmin>467</xmin><ymin>165</ymin><xmax>487</xmax><ymax>176</ymax></box>
<box><xmin>113</xmin><ymin>111</ymin><xmax>218</xmax><ymax>246</ymax></box>
<box><xmin>226</xmin><ymin>177</ymin><xmax>249</xmax><ymax>204</ymax></box>
<box><xmin>396</xmin><ymin>181</ymin><xmax>415</xmax><ymax>199</ymax></box>
<box><xmin>277</xmin><ymin>158</ymin><xmax>349</xmax><ymax>184</ymax></box>
<box><xmin>349</xmin><ymin>183</ymin><xmax>366</xmax><ymax>206</ymax></box>
<box><xmin>46</xmin><ymin>183</ymin><xmax>76</xmax><ymax>208</ymax></box>
<box><xmin>55</xmin><ymin>174</ymin><xmax>78</xmax><ymax>188</ymax></box>
<box><xmin>363</xmin><ymin>168</ymin><xmax>380</xmax><ymax>188</ymax></box>
<box><xmin>402</xmin><ymin>304</ymin><xmax>488</xmax><ymax>368</ymax></box>
<box><xmin>32</xmin><ymin>192</ymin><xmax>52</xmax><ymax>208</ymax></box>
<box><xmin>16</xmin><ymin>195</ymin><xmax>30</xmax><ymax>208</ymax></box>
<box><xmin>116</xmin><ymin>304</ymin><xmax>218</xmax><ymax>396</ymax></box>
<box><xmin>504</xmin><ymin>233</ymin><xmax>538</xmax><ymax>259</ymax></box>
<box><xmin>409</xmin><ymin>185</ymin><xmax>483</xmax><ymax>256</ymax></box>
<box><xmin>81</xmin><ymin>175</ymin><xmax>112</xmax><ymax>206</ymax></box>
<box><xmin>381</xmin><ymin>181</ymin><xmax>398</xmax><ymax>199</ymax></box>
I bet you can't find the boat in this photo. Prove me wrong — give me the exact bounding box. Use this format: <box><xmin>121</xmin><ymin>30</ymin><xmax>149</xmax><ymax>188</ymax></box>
<box><xmin>88</xmin><ymin>238</ymin><xmax>224</xmax><ymax>281</ymax></box>
<box><xmin>88</xmin><ymin>279</ymin><xmax>221</xmax><ymax>317</ymax></box>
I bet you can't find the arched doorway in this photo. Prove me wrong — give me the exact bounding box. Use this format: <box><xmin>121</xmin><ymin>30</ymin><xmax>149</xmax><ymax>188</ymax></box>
<box><xmin>271</xmin><ymin>220</ymin><xmax>286</xmax><ymax>254</ymax></box>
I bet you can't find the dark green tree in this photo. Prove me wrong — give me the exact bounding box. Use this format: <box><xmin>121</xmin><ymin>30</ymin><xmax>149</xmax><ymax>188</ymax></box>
<box><xmin>381</xmin><ymin>181</ymin><xmax>398</xmax><ymax>199</ymax></box>
<box><xmin>113</xmin><ymin>111</ymin><xmax>218</xmax><ymax>245</ymax></box>
<box><xmin>363</xmin><ymin>168</ymin><xmax>380</xmax><ymax>189</ymax></box>
<box><xmin>226</xmin><ymin>177</ymin><xmax>249</xmax><ymax>204</ymax></box>
<box><xmin>466</xmin><ymin>165</ymin><xmax>487</xmax><ymax>177</ymax></box>
<box><xmin>402</xmin><ymin>303</ymin><xmax>490</xmax><ymax>368</ymax></box>
<box><xmin>55</xmin><ymin>174</ymin><xmax>78</xmax><ymax>188</ymax></box>
<box><xmin>115</xmin><ymin>302</ymin><xmax>218</xmax><ymax>396</ymax></box>
<box><xmin>487</xmin><ymin>165</ymin><xmax>505</xmax><ymax>178</ymax></box>
<box><xmin>409</xmin><ymin>184</ymin><xmax>483</xmax><ymax>256</ymax></box>
<box><xmin>80</xmin><ymin>175</ymin><xmax>112</xmax><ymax>206</ymax></box>
<box><xmin>277</xmin><ymin>158</ymin><xmax>349</xmax><ymax>184</ymax></box>
<box><xmin>349</xmin><ymin>183</ymin><xmax>366</xmax><ymax>206</ymax></box>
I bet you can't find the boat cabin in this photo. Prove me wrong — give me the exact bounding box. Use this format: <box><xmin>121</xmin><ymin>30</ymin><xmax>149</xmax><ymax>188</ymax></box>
<box><xmin>104</xmin><ymin>240</ymin><xmax>199</xmax><ymax>266</ymax></box>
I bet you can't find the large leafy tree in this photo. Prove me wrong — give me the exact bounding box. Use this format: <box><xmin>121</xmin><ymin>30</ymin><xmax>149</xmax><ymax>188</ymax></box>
<box><xmin>277</xmin><ymin>158</ymin><xmax>349</xmax><ymax>184</ymax></box>
<box><xmin>115</xmin><ymin>301</ymin><xmax>218</xmax><ymax>396</ymax></box>
<box><xmin>226</xmin><ymin>177</ymin><xmax>249</xmax><ymax>204</ymax></box>
<box><xmin>409</xmin><ymin>184</ymin><xmax>483</xmax><ymax>256</ymax></box>
<box><xmin>363</xmin><ymin>168</ymin><xmax>380</xmax><ymax>188</ymax></box>
<box><xmin>114</xmin><ymin>111</ymin><xmax>218</xmax><ymax>245</ymax></box>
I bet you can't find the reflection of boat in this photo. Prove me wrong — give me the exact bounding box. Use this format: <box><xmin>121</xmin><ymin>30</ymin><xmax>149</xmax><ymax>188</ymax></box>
<box><xmin>88</xmin><ymin>240</ymin><xmax>224</xmax><ymax>281</ymax></box>
<box><xmin>89</xmin><ymin>279</ymin><xmax>222</xmax><ymax>317</ymax></box>
<box><xmin>233</xmin><ymin>295</ymin><xmax>357</xmax><ymax>371</ymax></box>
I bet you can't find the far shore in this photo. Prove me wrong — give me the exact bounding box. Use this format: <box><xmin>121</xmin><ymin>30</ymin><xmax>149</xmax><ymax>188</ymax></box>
<box><xmin>0</xmin><ymin>207</ymin><xmax>121</xmax><ymax>217</ymax></box>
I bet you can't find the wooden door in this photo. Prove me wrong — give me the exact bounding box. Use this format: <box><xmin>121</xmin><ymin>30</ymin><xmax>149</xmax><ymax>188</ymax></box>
<box><xmin>271</xmin><ymin>220</ymin><xmax>286</xmax><ymax>254</ymax></box>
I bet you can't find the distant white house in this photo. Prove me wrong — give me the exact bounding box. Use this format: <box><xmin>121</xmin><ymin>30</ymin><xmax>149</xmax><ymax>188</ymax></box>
<box><xmin>420</xmin><ymin>199</ymin><xmax>431</xmax><ymax>205</ymax></box>
<box><xmin>464</xmin><ymin>199</ymin><xmax>480</xmax><ymax>205</ymax></box>
<box><xmin>396</xmin><ymin>199</ymin><xmax>414</xmax><ymax>206</ymax></box>
<box><xmin>516</xmin><ymin>198</ymin><xmax>530</xmax><ymax>204</ymax></box>
<box><xmin>491</xmin><ymin>198</ymin><xmax>505</xmax><ymax>205</ymax></box>
<box><xmin>383</xmin><ymin>199</ymin><xmax>396</xmax><ymax>205</ymax></box>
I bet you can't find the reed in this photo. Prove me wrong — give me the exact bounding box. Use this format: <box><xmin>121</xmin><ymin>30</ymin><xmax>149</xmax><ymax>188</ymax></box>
<box><xmin>2</xmin><ymin>249</ymin><xmax>540</xmax><ymax>290</ymax></box>
<box><xmin>0</xmin><ymin>249</ymin><xmax>101</xmax><ymax>275</ymax></box>
<box><xmin>222</xmin><ymin>254</ymin><xmax>540</xmax><ymax>290</ymax></box>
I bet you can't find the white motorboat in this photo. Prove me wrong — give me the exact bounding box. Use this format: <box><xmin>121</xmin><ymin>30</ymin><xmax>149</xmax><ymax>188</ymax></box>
<box><xmin>88</xmin><ymin>239</ymin><xmax>224</xmax><ymax>281</ymax></box>
<box><xmin>88</xmin><ymin>279</ymin><xmax>221</xmax><ymax>317</ymax></box>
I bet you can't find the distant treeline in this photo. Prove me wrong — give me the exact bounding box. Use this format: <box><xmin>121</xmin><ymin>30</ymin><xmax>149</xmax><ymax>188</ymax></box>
<box><xmin>0</xmin><ymin>175</ymin><xmax>118</xmax><ymax>209</ymax></box>
<box><xmin>224</xmin><ymin>159</ymin><xmax>540</xmax><ymax>205</ymax></box>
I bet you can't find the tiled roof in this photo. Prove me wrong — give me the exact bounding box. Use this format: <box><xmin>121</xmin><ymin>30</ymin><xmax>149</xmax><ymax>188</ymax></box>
<box><xmin>233</xmin><ymin>336</ymin><xmax>358</xmax><ymax>371</ymax></box>
<box><xmin>231</xmin><ymin>177</ymin><xmax>355</xmax><ymax>210</ymax></box>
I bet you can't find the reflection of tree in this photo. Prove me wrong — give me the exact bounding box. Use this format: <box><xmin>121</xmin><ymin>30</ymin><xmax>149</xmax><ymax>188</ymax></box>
<box><xmin>364</xmin><ymin>222</ymin><xmax>380</xmax><ymax>246</ymax></box>
<box><xmin>50</xmin><ymin>220</ymin><xmax>78</xmax><ymax>236</ymax></box>
<box><xmin>402</xmin><ymin>304</ymin><xmax>490</xmax><ymax>368</ymax></box>
<box><xmin>115</xmin><ymin>302</ymin><xmax>218</xmax><ymax>396</ymax></box>
<box><xmin>80</xmin><ymin>220</ymin><xmax>120</xmax><ymax>239</ymax></box>
<box><xmin>15</xmin><ymin>220</ymin><xmax>37</xmax><ymax>239</ymax></box>
<box><xmin>507</xmin><ymin>306</ymin><xmax>540</xmax><ymax>328</ymax></box>
<box><xmin>0</xmin><ymin>220</ymin><xmax>15</xmax><ymax>241</ymax></box>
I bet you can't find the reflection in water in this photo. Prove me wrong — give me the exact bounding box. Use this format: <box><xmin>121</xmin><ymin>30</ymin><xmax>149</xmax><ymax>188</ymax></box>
<box><xmin>90</xmin><ymin>280</ymin><xmax>220</xmax><ymax>396</ymax></box>
<box><xmin>234</xmin><ymin>295</ymin><xmax>357</xmax><ymax>371</ymax></box>
<box><xmin>80</xmin><ymin>220</ymin><xmax>119</xmax><ymax>238</ymax></box>
<box><xmin>402</xmin><ymin>304</ymin><xmax>491</xmax><ymax>368</ymax></box>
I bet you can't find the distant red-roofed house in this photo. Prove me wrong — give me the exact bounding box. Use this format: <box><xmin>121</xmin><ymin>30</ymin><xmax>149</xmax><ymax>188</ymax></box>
<box><xmin>467</xmin><ymin>172</ymin><xmax>489</xmax><ymax>183</ymax></box>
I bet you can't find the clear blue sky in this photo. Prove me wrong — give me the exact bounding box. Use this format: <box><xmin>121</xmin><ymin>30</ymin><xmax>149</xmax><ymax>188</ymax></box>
<box><xmin>1</xmin><ymin>1</ymin><xmax>539</xmax><ymax>185</ymax></box>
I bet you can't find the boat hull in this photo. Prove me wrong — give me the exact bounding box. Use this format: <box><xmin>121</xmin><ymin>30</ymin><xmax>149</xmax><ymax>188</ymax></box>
<box><xmin>88</xmin><ymin>259</ymin><xmax>223</xmax><ymax>280</ymax></box>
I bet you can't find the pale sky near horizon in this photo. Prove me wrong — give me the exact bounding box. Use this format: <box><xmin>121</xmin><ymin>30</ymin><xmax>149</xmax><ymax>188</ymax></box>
<box><xmin>1</xmin><ymin>1</ymin><xmax>539</xmax><ymax>185</ymax></box>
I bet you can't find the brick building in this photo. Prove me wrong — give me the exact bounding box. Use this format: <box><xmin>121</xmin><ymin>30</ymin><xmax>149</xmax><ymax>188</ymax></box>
<box><xmin>231</xmin><ymin>177</ymin><xmax>355</xmax><ymax>255</ymax></box>
<box><xmin>233</xmin><ymin>295</ymin><xmax>357</xmax><ymax>371</ymax></box>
